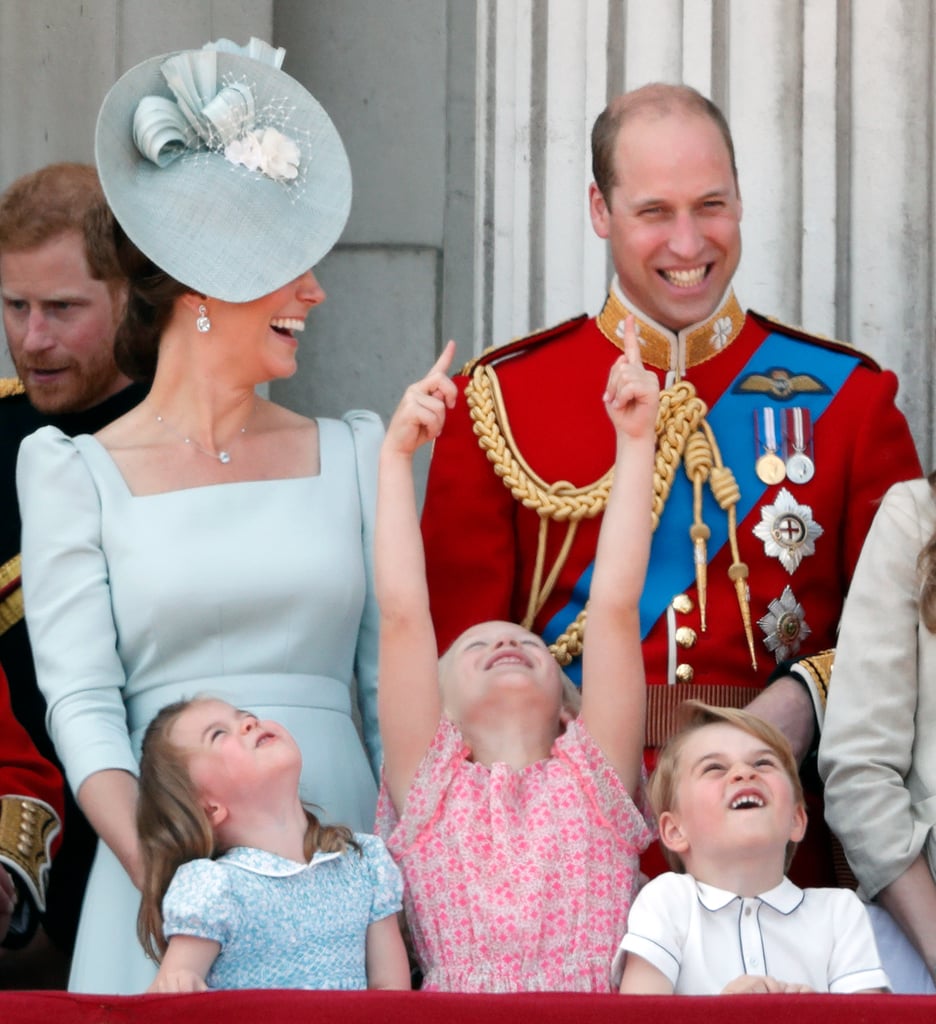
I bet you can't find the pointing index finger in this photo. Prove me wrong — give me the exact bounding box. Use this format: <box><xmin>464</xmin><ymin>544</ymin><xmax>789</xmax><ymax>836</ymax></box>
<box><xmin>429</xmin><ymin>339</ymin><xmax>457</xmax><ymax>377</ymax></box>
<box><xmin>621</xmin><ymin>314</ymin><xmax>642</xmax><ymax>365</ymax></box>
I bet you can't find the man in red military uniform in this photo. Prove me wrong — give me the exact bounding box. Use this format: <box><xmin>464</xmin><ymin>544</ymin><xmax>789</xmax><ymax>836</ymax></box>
<box><xmin>421</xmin><ymin>84</ymin><xmax>922</xmax><ymax>885</ymax></box>
<box><xmin>0</xmin><ymin>668</ymin><xmax>63</xmax><ymax>955</ymax></box>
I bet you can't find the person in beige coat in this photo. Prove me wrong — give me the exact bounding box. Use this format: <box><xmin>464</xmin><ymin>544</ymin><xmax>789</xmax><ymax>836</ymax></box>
<box><xmin>819</xmin><ymin>475</ymin><xmax>936</xmax><ymax>994</ymax></box>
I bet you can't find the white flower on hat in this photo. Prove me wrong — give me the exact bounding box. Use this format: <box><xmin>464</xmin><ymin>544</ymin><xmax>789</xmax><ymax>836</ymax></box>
<box><xmin>257</xmin><ymin>128</ymin><xmax>300</xmax><ymax>181</ymax></box>
<box><xmin>225</xmin><ymin>127</ymin><xmax>300</xmax><ymax>182</ymax></box>
<box><xmin>224</xmin><ymin>132</ymin><xmax>264</xmax><ymax>173</ymax></box>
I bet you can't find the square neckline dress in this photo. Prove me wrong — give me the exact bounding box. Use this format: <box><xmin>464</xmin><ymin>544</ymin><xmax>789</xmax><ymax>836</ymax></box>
<box><xmin>17</xmin><ymin>411</ymin><xmax>383</xmax><ymax>994</ymax></box>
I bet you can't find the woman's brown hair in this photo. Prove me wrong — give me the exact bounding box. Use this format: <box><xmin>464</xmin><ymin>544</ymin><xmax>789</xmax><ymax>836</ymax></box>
<box><xmin>111</xmin><ymin>224</ymin><xmax>188</xmax><ymax>385</ymax></box>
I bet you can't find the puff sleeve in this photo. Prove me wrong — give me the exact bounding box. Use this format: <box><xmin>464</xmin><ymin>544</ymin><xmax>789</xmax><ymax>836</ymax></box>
<box><xmin>16</xmin><ymin>427</ymin><xmax>137</xmax><ymax>796</ymax></box>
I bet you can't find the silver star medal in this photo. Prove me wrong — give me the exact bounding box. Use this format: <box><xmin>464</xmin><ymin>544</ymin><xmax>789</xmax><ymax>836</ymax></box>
<box><xmin>759</xmin><ymin>586</ymin><xmax>812</xmax><ymax>661</ymax></box>
<box><xmin>752</xmin><ymin>487</ymin><xmax>824</xmax><ymax>574</ymax></box>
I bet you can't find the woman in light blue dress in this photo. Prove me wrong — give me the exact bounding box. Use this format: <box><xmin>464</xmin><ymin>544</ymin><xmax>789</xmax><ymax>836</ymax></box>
<box><xmin>16</xmin><ymin>39</ymin><xmax>382</xmax><ymax>994</ymax></box>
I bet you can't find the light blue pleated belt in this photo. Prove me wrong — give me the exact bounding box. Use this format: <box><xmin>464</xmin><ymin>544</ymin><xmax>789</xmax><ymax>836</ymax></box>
<box><xmin>125</xmin><ymin>673</ymin><xmax>352</xmax><ymax>739</ymax></box>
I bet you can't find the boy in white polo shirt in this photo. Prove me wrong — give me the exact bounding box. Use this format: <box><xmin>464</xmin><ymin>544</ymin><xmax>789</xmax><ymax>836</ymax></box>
<box><xmin>614</xmin><ymin>701</ymin><xmax>889</xmax><ymax>995</ymax></box>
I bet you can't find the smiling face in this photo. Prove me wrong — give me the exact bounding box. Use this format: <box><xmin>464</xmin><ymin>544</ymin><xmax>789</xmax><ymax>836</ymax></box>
<box><xmin>168</xmin><ymin>698</ymin><xmax>301</xmax><ymax>823</ymax></box>
<box><xmin>1</xmin><ymin>231</ymin><xmax>130</xmax><ymax>413</ymax></box>
<box><xmin>198</xmin><ymin>268</ymin><xmax>326</xmax><ymax>382</ymax></box>
<box><xmin>589</xmin><ymin>109</ymin><xmax>742</xmax><ymax>331</ymax></box>
<box><xmin>658</xmin><ymin>722</ymin><xmax>806</xmax><ymax>880</ymax></box>
<box><xmin>440</xmin><ymin>620</ymin><xmax>564</xmax><ymax>726</ymax></box>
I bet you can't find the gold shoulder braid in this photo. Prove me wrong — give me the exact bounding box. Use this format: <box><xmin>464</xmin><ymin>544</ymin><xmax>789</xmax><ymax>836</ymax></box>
<box><xmin>468</xmin><ymin>363</ymin><xmax>613</xmax><ymax>630</ymax></box>
<box><xmin>465</xmin><ymin>363</ymin><xmax>757</xmax><ymax>669</ymax></box>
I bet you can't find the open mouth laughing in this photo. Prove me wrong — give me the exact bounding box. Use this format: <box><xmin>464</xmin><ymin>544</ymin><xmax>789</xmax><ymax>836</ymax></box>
<box><xmin>270</xmin><ymin>317</ymin><xmax>306</xmax><ymax>336</ymax></box>
<box><xmin>660</xmin><ymin>265</ymin><xmax>710</xmax><ymax>288</ymax></box>
<box><xmin>729</xmin><ymin>792</ymin><xmax>766</xmax><ymax>810</ymax></box>
<box><xmin>484</xmin><ymin>649</ymin><xmax>534</xmax><ymax>670</ymax></box>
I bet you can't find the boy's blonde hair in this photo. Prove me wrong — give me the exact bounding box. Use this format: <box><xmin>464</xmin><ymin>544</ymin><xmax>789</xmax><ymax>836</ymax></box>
<box><xmin>648</xmin><ymin>700</ymin><xmax>805</xmax><ymax>873</ymax></box>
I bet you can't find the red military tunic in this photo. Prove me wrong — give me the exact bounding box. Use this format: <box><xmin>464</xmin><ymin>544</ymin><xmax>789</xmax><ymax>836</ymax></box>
<box><xmin>422</xmin><ymin>284</ymin><xmax>922</xmax><ymax>886</ymax></box>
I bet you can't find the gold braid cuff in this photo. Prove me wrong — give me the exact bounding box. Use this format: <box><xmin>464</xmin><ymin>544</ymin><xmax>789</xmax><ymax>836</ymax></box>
<box><xmin>467</xmin><ymin>362</ymin><xmax>753</xmax><ymax>667</ymax></box>
<box><xmin>0</xmin><ymin>796</ymin><xmax>60</xmax><ymax>912</ymax></box>
<box><xmin>0</xmin><ymin>554</ymin><xmax>24</xmax><ymax>638</ymax></box>
<box><xmin>793</xmin><ymin>649</ymin><xmax>835</xmax><ymax>710</ymax></box>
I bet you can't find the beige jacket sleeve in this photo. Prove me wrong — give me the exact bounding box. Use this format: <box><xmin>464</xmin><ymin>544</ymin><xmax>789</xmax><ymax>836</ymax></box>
<box><xmin>819</xmin><ymin>478</ymin><xmax>936</xmax><ymax>898</ymax></box>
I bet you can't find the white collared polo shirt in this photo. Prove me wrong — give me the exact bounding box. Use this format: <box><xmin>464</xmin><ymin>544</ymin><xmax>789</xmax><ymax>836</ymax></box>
<box><xmin>612</xmin><ymin>872</ymin><xmax>890</xmax><ymax>994</ymax></box>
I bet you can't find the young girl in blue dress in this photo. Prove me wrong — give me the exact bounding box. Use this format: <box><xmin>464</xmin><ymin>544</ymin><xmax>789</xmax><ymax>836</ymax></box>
<box><xmin>135</xmin><ymin>697</ymin><xmax>410</xmax><ymax>992</ymax></box>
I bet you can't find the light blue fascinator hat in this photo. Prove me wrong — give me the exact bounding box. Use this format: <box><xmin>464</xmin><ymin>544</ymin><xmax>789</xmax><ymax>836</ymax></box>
<box><xmin>94</xmin><ymin>37</ymin><xmax>351</xmax><ymax>302</ymax></box>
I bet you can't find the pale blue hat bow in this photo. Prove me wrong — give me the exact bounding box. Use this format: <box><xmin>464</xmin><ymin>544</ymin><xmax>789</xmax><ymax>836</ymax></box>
<box><xmin>133</xmin><ymin>39</ymin><xmax>299</xmax><ymax>182</ymax></box>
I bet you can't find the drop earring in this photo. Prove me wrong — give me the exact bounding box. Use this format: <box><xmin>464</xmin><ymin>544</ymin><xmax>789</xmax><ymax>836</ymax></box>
<box><xmin>196</xmin><ymin>303</ymin><xmax>211</xmax><ymax>333</ymax></box>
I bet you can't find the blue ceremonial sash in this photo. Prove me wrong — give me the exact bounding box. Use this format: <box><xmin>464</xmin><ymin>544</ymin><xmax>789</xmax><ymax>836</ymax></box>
<box><xmin>544</xmin><ymin>330</ymin><xmax>860</xmax><ymax>684</ymax></box>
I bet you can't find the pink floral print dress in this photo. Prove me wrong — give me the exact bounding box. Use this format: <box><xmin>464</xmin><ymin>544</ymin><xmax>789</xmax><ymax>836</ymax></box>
<box><xmin>376</xmin><ymin>717</ymin><xmax>654</xmax><ymax>992</ymax></box>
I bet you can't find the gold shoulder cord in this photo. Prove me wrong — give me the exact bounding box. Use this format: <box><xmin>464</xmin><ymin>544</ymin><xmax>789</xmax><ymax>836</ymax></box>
<box><xmin>466</xmin><ymin>363</ymin><xmax>756</xmax><ymax>668</ymax></box>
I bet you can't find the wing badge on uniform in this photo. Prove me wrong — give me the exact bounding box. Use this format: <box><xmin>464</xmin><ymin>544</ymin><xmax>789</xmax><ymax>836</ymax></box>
<box><xmin>733</xmin><ymin>367</ymin><xmax>830</xmax><ymax>401</ymax></box>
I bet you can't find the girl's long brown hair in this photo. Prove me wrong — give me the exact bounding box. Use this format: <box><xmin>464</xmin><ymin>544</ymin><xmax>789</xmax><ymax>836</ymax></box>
<box><xmin>136</xmin><ymin>698</ymin><xmax>359</xmax><ymax>962</ymax></box>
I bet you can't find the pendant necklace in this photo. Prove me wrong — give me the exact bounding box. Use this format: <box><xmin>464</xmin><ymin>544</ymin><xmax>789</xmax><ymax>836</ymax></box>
<box><xmin>155</xmin><ymin>403</ymin><xmax>255</xmax><ymax>465</ymax></box>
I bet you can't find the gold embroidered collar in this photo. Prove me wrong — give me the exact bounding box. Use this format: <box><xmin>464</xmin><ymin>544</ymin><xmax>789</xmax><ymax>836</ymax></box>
<box><xmin>596</xmin><ymin>279</ymin><xmax>746</xmax><ymax>378</ymax></box>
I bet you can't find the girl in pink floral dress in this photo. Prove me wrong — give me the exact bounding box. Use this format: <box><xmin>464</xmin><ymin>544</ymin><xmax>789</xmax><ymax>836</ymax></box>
<box><xmin>375</xmin><ymin>321</ymin><xmax>657</xmax><ymax>993</ymax></box>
